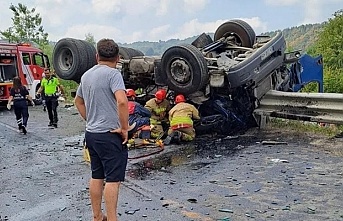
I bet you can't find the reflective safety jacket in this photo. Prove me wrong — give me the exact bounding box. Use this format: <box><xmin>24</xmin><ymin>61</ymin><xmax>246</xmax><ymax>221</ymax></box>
<box><xmin>144</xmin><ymin>98</ymin><xmax>170</xmax><ymax>124</ymax></box>
<box><xmin>168</xmin><ymin>102</ymin><xmax>200</xmax><ymax>129</ymax></box>
<box><xmin>41</xmin><ymin>76</ymin><xmax>59</xmax><ymax>95</ymax></box>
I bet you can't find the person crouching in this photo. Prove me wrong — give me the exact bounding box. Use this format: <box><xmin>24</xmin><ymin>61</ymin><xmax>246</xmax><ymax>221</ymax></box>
<box><xmin>164</xmin><ymin>94</ymin><xmax>200</xmax><ymax>145</ymax></box>
<box><xmin>126</xmin><ymin>89</ymin><xmax>151</xmax><ymax>138</ymax></box>
<box><xmin>145</xmin><ymin>89</ymin><xmax>171</xmax><ymax>139</ymax></box>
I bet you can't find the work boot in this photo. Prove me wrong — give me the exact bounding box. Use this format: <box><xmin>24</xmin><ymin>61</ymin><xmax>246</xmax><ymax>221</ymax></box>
<box><xmin>163</xmin><ymin>135</ymin><xmax>172</xmax><ymax>145</ymax></box>
<box><xmin>163</xmin><ymin>131</ymin><xmax>182</xmax><ymax>145</ymax></box>
<box><xmin>172</xmin><ymin>131</ymin><xmax>182</xmax><ymax>144</ymax></box>
<box><xmin>22</xmin><ymin>126</ymin><xmax>27</xmax><ymax>135</ymax></box>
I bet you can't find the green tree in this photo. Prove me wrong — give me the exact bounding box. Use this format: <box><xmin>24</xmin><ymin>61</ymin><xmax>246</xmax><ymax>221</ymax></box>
<box><xmin>323</xmin><ymin>67</ymin><xmax>343</xmax><ymax>93</ymax></box>
<box><xmin>85</xmin><ymin>33</ymin><xmax>96</xmax><ymax>46</ymax></box>
<box><xmin>307</xmin><ymin>10</ymin><xmax>343</xmax><ymax>93</ymax></box>
<box><xmin>311</xmin><ymin>10</ymin><xmax>343</xmax><ymax>69</ymax></box>
<box><xmin>0</xmin><ymin>3</ymin><xmax>49</xmax><ymax>47</ymax></box>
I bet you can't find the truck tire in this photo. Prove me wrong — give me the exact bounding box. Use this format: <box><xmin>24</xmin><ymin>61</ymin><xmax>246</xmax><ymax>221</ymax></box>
<box><xmin>53</xmin><ymin>38</ymin><xmax>94</xmax><ymax>81</ymax></box>
<box><xmin>191</xmin><ymin>33</ymin><xmax>213</xmax><ymax>49</ymax></box>
<box><xmin>119</xmin><ymin>47</ymin><xmax>144</xmax><ymax>59</ymax></box>
<box><xmin>161</xmin><ymin>44</ymin><xmax>208</xmax><ymax>95</ymax></box>
<box><xmin>78</xmin><ymin>40</ymin><xmax>97</xmax><ymax>80</ymax></box>
<box><xmin>71</xmin><ymin>40</ymin><xmax>97</xmax><ymax>81</ymax></box>
<box><xmin>214</xmin><ymin>19</ymin><xmax>256</xmax><ymax>48</ymax></box>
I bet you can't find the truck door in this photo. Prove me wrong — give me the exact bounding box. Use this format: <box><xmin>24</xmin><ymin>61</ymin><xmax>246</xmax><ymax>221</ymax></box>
<box><xmin>21</xmin><ymin>51</ymin><xmax>48</xmax><ymax>85</ymax></box>
<box><xmin>43</xmin><ymin>54</ymin><xmax>50</xmax><ymax>69</ymax></box>
<box><xmin>33</xmin><ymin>52</ymin><xmax>44</xmax><ymax>78</ymax></box>
<box><xmin>20</xmin><ymin>52</ymin><xmax>31</xmax><ymax>85</ymax></box>
<box><xmin>32</xmin><ymin>52</ymin><xmax>49</xmax><ymax>79</ymax></box>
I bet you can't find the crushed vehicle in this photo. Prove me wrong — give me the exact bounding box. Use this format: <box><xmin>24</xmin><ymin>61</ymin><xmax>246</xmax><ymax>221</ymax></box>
<box><xmin>52</xmin><ymin>19</ymin><xmax>323</xmax><ymax>135</ymax></box>
<box><xmin>0</xmin><ymin>42</ymin><xmax>50</xmax><ymax>105</ymax></box>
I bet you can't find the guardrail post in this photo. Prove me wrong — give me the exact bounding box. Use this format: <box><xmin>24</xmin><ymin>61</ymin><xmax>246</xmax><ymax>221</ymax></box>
<box><xmin>254</xmin><ymin>114</ymin><xmax>267</xmax><ymax>129</ymax></box>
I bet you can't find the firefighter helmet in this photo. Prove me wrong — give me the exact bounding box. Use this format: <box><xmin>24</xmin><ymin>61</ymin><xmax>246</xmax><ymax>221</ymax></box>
<box><xmin>126</xmin><ymin>89</ymin><xmax>136</xmax><ymax>97</ymax></box>
<box><xmin>155</xmin><ymin>89</ymin><xmax>167</xmax><ymax>100</ymax></box>
<box><xmin>175</xmin><ymin>94</ymin><xmax>186</xmax><ymax>104</ymax></box>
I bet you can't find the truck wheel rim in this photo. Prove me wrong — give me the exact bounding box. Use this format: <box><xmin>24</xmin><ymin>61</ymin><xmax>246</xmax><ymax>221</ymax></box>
<box><xmin>170</xmin><ymin>59</ymin><xmax>191</xmax><ymax>84</ymax></box>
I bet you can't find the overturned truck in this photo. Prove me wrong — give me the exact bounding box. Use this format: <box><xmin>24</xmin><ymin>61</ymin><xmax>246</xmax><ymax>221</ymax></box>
<box><xmin>53</xmin><ymin>19</ymin><xmax>322</xmax><ymax>135</ymax></box>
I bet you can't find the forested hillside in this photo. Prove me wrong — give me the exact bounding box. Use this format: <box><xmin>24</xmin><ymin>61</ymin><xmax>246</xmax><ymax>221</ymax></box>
<box><xmin>119</xmin><ymin>36</ymin><xmax>202</xmax><ymax>56</ymax></box>
<box><xmin>262</xmin><ymin>23</ymin><xmax>323</xmax><ymax>52</ymax></box>
<box><xmin>119</xmin><ymin>23</ymin><xmax>323</xmax><ymax>56</ymax></box>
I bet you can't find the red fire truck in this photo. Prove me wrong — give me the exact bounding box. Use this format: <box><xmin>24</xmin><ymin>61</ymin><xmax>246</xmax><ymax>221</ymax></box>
<box><xmin>0</xmin><ymin>42</ymin><xmax>50</xmax><ymax>105</ymax></box>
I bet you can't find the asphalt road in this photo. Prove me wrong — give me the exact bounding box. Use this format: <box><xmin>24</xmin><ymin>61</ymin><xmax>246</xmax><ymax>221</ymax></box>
<box><xmin>0</xmin><ymin>104</ymin><xmax>342</xmax><ymax>221</ymax></box>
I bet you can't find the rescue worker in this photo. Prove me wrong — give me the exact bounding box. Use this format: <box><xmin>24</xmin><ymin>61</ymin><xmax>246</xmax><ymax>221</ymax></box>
<box><xmin>36</xmin><ymin>68</ymin><xmax>64</xmax><ymax>128</ymax></box>
<box><xmin>144</xmin><ymin>89</ymin><xmax>171</xmax><ymax>138</ymax></box>
<box><xmin>127</xmin><ymin>89</ymin><xmax>151</xmax><ymax>138</ymax></box>
<box><xmin>164</xmin><ymin>94</ymin><xmax>200</xmax><ymax>145</ymax></box>
<box><xmin>7</xmin><ymin>76</ymin><xmax>35</xmax><ymax>135</ymax></box>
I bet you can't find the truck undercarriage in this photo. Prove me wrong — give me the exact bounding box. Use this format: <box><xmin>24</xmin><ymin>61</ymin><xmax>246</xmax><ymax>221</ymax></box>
<box><xmin>53</xmin><ymin>19</ymin><xmax>323</xmax><ymax>135</ymax></box>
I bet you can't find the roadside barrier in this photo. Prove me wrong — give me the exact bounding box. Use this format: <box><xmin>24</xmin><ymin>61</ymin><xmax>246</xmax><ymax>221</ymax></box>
<box><xmin>254</xmin><ymin>90</ymin><xmax>343</xmax><ymax>127</ymax></box>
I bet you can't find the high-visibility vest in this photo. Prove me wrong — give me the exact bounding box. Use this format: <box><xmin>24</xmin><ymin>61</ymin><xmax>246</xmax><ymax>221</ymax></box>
<box><xmin>41</xmin><ymin>77</ymin><xmax>59</xmax><ymax>95</ymax></box>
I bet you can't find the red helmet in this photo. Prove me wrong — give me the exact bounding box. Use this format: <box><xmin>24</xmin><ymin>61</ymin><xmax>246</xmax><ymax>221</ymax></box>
<box><xmin>126</xmin><ymin>89</ymin><xmax>136</xmax><ymax>97</ymax></box>
<box><xmin>175</xmin><ymin>94</ymin><xmax>186</xmax><ymax>104</ymax></box>
<box><xmin>155</xmin><ymin>89</ymin><xmax>167</xmax><ymax>100</ymax></box>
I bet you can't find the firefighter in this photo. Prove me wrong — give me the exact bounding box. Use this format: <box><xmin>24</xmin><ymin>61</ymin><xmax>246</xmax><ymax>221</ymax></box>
<box><xmin>127</xmin><ymin>89</ymin><xmax>151</xmax><ymax>138</ymax></box>
<box><xmin>144</xmin><ymin>89</ymin><xmax>171</xmax><ymax>138</ymax></box>
<box><xmin>164</xmin><ymin>94</ymin><xmax>200</xmax><ymax>145</ymax></box>
<box><xmin>36</xmin><ymin>68</ymin><xmax>64</xmax><ymax>128</ymax></box>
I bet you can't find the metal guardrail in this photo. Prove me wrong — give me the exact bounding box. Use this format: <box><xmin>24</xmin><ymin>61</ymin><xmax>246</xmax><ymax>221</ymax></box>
<box><xmin>254</xmin><ymin>90</ymin><xmax>343</xmax><ymax>127</ymax></box>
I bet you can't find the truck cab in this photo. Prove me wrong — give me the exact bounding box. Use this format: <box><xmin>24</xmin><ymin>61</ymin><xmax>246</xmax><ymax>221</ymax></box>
<box><xmin>0</xmin><ymin>42</ymin><xmax>50</xmax><ymax>105</ymax></box>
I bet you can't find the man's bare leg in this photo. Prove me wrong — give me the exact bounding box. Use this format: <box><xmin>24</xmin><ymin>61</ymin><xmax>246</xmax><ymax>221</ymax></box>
<box><xmin>90</xmin><ymin>178</ymin><xmax>105</xmax><ymax>221</ymax></box>
<box><xmin>103</xmin><ymin>182</ymin><xmax>120</xmax><ymax>221</ymax></box>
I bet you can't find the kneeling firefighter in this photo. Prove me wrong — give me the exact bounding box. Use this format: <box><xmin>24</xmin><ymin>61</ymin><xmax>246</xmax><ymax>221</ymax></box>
<box><xmin>164</xmin><ymin>94</ymin><xmax>200</xmax><ymax>145</ymax></box>
<box><xmin>144</xmin><ymin>89</ymin><xmax>171</xmax><ymax>138</ymax></box>
<box><xmin>127</xmin><ymin>89</ymin><xmax>151</xmax><ymax>138</ymax></box>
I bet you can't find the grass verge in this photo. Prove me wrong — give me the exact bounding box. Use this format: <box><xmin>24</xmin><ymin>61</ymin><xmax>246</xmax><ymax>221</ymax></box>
<box><xmin>268</xmin><ymin>117</ymin><xmax>342</xmax><ymax>137</ymax></box>
<box><xmin>60</xmin><ymin>79</ymin><xmax>78</xmax><ymax>103</ymax></box>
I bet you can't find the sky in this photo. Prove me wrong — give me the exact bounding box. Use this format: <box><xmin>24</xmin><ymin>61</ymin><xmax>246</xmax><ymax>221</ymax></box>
<box><xmin>0</xmin><ymin>0</ymin><xmax>342</xmax><ymax>44</ymax></box>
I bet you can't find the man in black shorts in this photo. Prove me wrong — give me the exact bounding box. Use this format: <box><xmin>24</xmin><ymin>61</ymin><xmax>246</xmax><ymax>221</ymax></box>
<box><xmin>74</xmin><ymin>38</ymin><xmax>129</xmax><ymax>221</ymax></box>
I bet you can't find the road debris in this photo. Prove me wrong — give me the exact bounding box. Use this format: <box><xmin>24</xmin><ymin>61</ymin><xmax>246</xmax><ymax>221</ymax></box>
<box><xmin>262</xmin><ymin>140</ymin><xmax>288</xmax><ymax>145</ymax></box>
<box><xmin>125</xmin><ymin>208</ymin><xmax>140</xmax><ymax>215</ymax></box>
<box><xmin>270</xmin><ymin>159</ymin><xmax>289</xmax><ymax>163</ymax></box>
<box><xmin>187</xmin><ymin>198</ymin><xmax>197</xmax><ymax>203</ymax></box>
<box><xmin>64</xmin><ymin>141</ymin><xmax>80</xmax><ymax>147</ymax></box>
<box><xmin>44</xmin><ymin>170</ymin><xmax>55</xmax><ymax>175</ymax></box>
<box><xmin>219</xmin><ymin>209</ymin><xmax>234</xmax><ymax>213</ymax></box>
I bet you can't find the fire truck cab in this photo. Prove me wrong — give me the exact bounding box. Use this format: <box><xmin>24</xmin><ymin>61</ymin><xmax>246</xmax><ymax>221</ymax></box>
<box><xmin>0</xmin><ymin>42</ymin><xmax>50</xmax><ymax>105</ymax></box>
